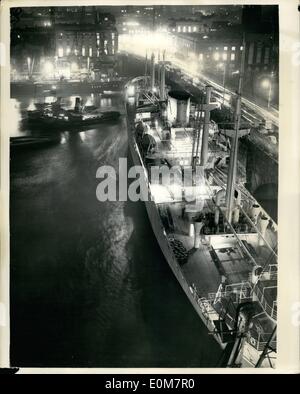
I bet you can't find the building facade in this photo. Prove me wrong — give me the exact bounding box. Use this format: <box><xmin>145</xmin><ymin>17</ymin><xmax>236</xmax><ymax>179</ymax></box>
<box><xmin>171</xmin><ymin>29</ymin><xmax>278</xmax><ymax>105</ymax></box>
<box><xmin>11</xmin><ymin>8</ymin><xmax>119</xmax><ymax>81</ymax></box>
<box><xmin>53</xmin><ymin>22</ymin><xmax>118</xmax><ymax>80</ymax></box>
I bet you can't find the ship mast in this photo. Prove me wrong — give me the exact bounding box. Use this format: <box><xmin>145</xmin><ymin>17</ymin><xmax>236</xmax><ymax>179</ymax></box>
<box><xmin>225</xmin><ymin>34</ymin><xmax>246</xmax><ymax>223</ymax></box>
<box><xmin>160</xmin><ymin>50</ymin><xmax>166</xmax><ymax>100</ymax></box>
<box><xmin>150</xmin><ymin>52</ymin><xmax>155</xmax><ymax>92</ymax></box>
<box><xmin>144</xmin><ymin>51</ymin><xmax>148</xmax><ymax>88</ymax></box>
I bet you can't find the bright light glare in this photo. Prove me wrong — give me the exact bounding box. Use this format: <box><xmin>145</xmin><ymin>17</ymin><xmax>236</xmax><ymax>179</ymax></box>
<box><xmin>119</xmin><ymin>31</ymin><xmax>173</xmax><ymax>55</ymax></box>
<box><xmin>126</xmin><ymin>21</ymin><xmax>140</xmax><ymax>26</ymax></box>
<box><xmin>127</xmin><ymin>85</ymin><xmax>135</xmax><ymax>96</ymax></box>
<box><xmin>43</xmin><ymin>61</ymin><xmax>54</xmax><ymax>76</ymax></box>
<box><xmin>261</xmin><ymin>79</ymin><xmax>271</xmax><ymax>89</ymax></box>
<box><xmin>190</xmin><ymin>62</ymin><xmax>198</xmax><ymax>71</ymax></box>
<box><xmin>213</xmin><ymin>52</ymin><xmax>220</xmax><ymax>61</ymax></box>
<box><xmin>71</xmin><ymin>62</ymin><xmax>78</xmax><ymax>71</ymax></box>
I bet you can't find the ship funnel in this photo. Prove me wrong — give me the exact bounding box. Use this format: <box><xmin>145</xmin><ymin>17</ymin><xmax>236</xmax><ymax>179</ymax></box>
<box><xmin>150</xmin><ymin>53</ymin><xmax>155</xmax><ymax>92</ymax></box>
<box><xmin>167</xmin><ymin>90</ymin><xmax>190</xmax><ymax>126</ymax></box>
<box><xmin>251</xmin><ymin>204</ymin><xmax>260</xmax><ymax>224</ymax></box>
<box><xmin>258</xmin><ymin>215</ymin><xmax>269</xmax><ymax>246</ymax></box>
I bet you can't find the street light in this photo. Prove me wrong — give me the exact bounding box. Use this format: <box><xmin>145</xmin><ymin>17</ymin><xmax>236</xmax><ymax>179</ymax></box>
<box><xmin>261</xmin><ymin>78</ymin><xmax>271</xmax><ymax>89</ymax></box>
<box><xmin>27</xmin><ymin>57</ymin><xmax>31</xmax><ymax>78</ymax></box>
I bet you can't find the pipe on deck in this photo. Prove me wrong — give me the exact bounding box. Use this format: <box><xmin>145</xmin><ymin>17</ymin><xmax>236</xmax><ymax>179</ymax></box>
<box><xmin>200</xmin><ymin>86</ymin><xmax>212</xmax><ymax>167</ymax></box>
<box><xmin>214</xmin><ymin>189</ymin><xmax>226</xmax><ymax>226</ymax></box>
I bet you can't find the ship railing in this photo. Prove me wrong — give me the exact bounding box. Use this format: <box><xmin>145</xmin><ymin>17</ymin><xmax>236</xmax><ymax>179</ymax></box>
<box><xmin>192</xmin><ymin>285</ymin><xmax>277</xmax><ymax>353</ymax></box>
<box><xmin>262</xmin><ymin>264</ymin><xmax>278</xmax><ymax>280</ymax></box>
<box><xmin>206</xmin><ymin>281</ymin><xmax>253</xmax><ymax>306</ymax></box>
<box><xmin>210</xmin><ymin>280</ymin><xmax>277</xmax><ymax>321</ymax></box>
<box><xmin>252</xmin><ymin>284</ymin><xmax>277</xmax><ymax>321</ymax></box>
<box><xmin>189</xmin><ymin>286</ymin><xmax>223</xmax><ymax>333</ymax></box>
<box><xmin>207</xmin><ymin>288</ymin><xmax>277</xmax><ymax>353</ymax></box>
<box><xmin>248</xmin><ymin>267</ymin><xmax>278</xmax><ymax>283</ymax></box>
<box><xmin>143</xmin><ymin>91</ymin><xmax>160</xmax><ymax>106</ymax></box>
<box><xmin>246</xmin><ymin>330</ymin><xmax>277</xmax><ymax>352</ymax></box>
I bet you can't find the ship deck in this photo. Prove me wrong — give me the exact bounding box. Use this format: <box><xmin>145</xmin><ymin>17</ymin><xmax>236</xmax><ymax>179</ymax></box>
<box><xmin>156</xmin><ymin>201</ymin><xmax>276</xmax><ymax>296</ymax></box>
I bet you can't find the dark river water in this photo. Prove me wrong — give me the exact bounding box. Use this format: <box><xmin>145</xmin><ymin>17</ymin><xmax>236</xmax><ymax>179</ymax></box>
<box><xmin>10</xmin><ymin>94</ymin><xmax>222</xmax><ymax>367</ymax></box>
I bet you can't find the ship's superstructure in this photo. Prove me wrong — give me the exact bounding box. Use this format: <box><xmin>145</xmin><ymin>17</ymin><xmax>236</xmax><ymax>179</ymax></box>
<box><xmin>125</xmin><ymin>50</ymin><xmax>277</xmax><ymax>368</ymax></box>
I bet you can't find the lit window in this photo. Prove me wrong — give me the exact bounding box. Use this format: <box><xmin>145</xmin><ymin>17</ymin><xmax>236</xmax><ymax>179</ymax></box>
<box><xmin>240</xmin><ymin>46</ymin><xmax>244</xmax><ymax>51</ymax></box>
<box><xmin>224</xmin><ymin>46</ymin><xmax>228</xmax><ymax>51</ymax></box>
<box><xmin>231</xmin><ymin>46</ymin><xmax>236</xmax><ymax>51</ymax></box>
<box><xmin>222</xmin><ymin>53</ymin><xmax>227</xmax><ymax>60</ymax></box>
<box><xmin>193</xmin><ymin>26</ymin><xmax>197</xmax><ymax>32</ymax></box>
<box><xmin>58</xmin><ymin>47</ymin><xmax>63</xmax><ymax>57</ymax></box>
<box><xmin>183</xmin><ymin>26</ymin><xmax>186</xmax><ymax>32</ymax></box>
<box><xmin>188</xmin><ymin>26</ymin><xmax>191</xmax><ymax>32</ymax></box>
<box><xmin>214</xmin><ymin>52</ymin><xmax>220</xmax><ymax>61</ymax></box>
<box><xmin>172</xmin><ymin>28</ymin><xmax>175</xmax><ymax>32</ymax></box>
<box><xmin>89</xmin><ymin>47</ymin><xmax>92</xmax><ymax>57</ymax></box>
<box><xmin>231</xmin><ymin>53</ymin><xmax>235</xmax><ymax>61</ymax></box>
<box><xmin>82</xmin><ymin>47</ymin><xmax>85</xmax><ymax>56</ymax></box>
<box><xmin>66</xmin><ymin>46</ymin><xmax>71</xmax><ymax>55</ymax></box>
<box><xmin>74</xmin><ymin>49</ymin><xmax>78</xmax><ymax>56</ymax></box>
<box><xmin>178</xmin><ymin>26</ymin><xmax>181</xmax><ymax>32</ymax></box>
<box><xmin>97</xmin><ymin>49</ymin><xmax>100</xmax><ymax>57</ymax></box>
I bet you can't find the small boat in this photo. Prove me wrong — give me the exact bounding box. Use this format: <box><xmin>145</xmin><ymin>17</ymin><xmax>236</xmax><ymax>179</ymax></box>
<box><xmin>27</xmin><ymin>97</ymin><xmax>121</xmax><ymax>129</ymax></box>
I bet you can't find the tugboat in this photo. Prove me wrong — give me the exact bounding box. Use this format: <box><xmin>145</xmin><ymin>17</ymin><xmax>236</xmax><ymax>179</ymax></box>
<box><xmin>27</xmin><ymin>96</ymin><xmax>121</xmax><ymax>129</ymax></box>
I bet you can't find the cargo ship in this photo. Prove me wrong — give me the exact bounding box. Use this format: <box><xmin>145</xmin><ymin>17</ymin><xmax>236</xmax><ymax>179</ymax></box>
<box><xmin>125</xmin><ymin>51</ymin><xmax>277</xmax><ymax>368</ymax></box>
